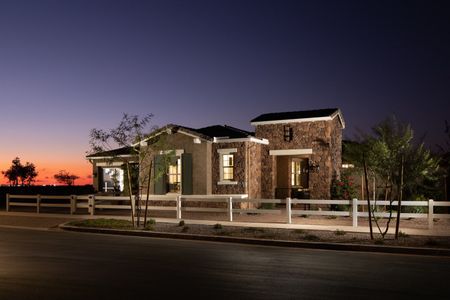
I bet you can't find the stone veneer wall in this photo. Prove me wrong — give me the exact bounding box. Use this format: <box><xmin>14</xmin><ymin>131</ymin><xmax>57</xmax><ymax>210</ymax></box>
<box><xmin>211</xmin><ymin>142</ymin><xmax>247</xmax><ymax>195</ymax></box>
<box><xmin>255</xmin><ymin>118</ymin><xmax>343</xmax><ymax>199</ymax></box>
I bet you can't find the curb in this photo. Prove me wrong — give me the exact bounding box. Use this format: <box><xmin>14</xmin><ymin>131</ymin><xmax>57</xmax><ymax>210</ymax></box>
<box><xmin>59</xmin><ymin>224</ymin><xmax>450</xmax><ymax>257</ymax></box>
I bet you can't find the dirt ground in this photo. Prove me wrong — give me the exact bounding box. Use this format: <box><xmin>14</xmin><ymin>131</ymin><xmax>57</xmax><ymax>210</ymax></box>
<box><xmin>143</xmin><ymin>221</ymin><xmax>450</xmax><ymax>249</ymax></box>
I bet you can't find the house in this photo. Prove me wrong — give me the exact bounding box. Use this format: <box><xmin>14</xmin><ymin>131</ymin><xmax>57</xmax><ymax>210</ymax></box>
<box><xmin>86</xmin><ymin>108</ymin><xmax>344</xmax><ymax>200</ymax></box>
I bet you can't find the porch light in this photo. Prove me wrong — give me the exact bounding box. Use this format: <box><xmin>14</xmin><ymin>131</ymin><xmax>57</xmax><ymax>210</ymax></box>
<box><xmin>308</xmin><ymin>161</ymin><xmax>320</xmax><ymax>173</ymax></box>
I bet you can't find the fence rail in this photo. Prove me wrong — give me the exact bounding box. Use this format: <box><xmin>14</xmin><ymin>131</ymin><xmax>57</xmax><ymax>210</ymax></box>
<box><xmin>5</xmin><ymin>193</ymin><xmax>450</xmax><ymax>229</ymax></box>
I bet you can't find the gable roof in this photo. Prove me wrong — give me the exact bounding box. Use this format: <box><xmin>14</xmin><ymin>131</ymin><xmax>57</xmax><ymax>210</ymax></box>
<box><xmin>196</xmin><ymin>125</ymin><xmax>254</xmax><ymax>139</ymax></box>
<box><xmin>250</xmin><ymin>108</ymin><xmax>345</xmax><ymax>128</ymax></box>
<box><xmin>86</xmin><ymin>146</ymin><xmax>137</xmax><ymax>159</ymax></box>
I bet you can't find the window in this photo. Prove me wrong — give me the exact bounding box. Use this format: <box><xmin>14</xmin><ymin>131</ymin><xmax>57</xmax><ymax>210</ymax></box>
<box><xmin>291</xmin><ymin>158</ymin><xmax>309</xmax><ymax>188</ymax></box>
<box><xmin>102</xmin><ymin>168</ymin><xmax>124</xmax><ymax>192</ymax></box>
<box><xmin>167</xmin><ymin>157</ymin><xmax>181</xmax><ymax>193</ymax></box>
<box><xmin>222</xmin><ymin>154</ymin><xmax>234</xmax><ymax>180</ymax></box>
<box><xmin>217</xmin><ymin>148</ymin><xmax>238</xmax><ymax>185</ymax></box>
<box><xmin>284</xmin><ymin>125</ymin><xmax>293</xmax><ymax>142</ymax></box>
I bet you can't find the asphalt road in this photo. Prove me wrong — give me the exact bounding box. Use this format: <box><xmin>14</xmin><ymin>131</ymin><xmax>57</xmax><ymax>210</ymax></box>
<box><xmin>0</xmin><ymin>228</ymin><xmax>448</xmax><ymax>300</ymax></box>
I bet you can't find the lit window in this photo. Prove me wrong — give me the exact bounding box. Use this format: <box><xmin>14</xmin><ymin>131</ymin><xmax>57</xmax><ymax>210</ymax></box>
<box><xmin>167</xmin><ymin>158</ymin><xmax>181</xmax><ymax>193</ymax></box>
<box><xmin>103</xmin><ymin>168</ymin><xmax>124</xmax><ymax>192</ymax></box>
<box><xmin>222</xmin><ymin>154</ymin><xmax>234</xmax><ymax>180</ymax></box>
<box><xmin>217</xmin><ymin>148</ymin><xmax>238</xmax><ymax>184</ymax></box>
<box><xmin>291</xmin><ymin>158</ymin><xmax>309</xmax><ymax>188</ymax></box>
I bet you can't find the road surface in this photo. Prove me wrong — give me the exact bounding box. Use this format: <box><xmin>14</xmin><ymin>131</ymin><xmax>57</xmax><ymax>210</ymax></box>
<box><xmin>0</xmin><ymin>228</ymin><xmax>448</xmax><ymax>299</ymax></box>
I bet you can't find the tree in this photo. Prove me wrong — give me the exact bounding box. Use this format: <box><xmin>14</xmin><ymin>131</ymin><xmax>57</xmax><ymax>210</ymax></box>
<box><xmin>344</xmin><ymin>115</ymin><xmax>439</xmax><ymax>239</ymax></box>
<box><xmin>54</xmin><ymin>170</ymin><xmax>80</xmax><ymax>186</ymax></box>
<box><xmin>2</xmin><ymin>157</ymin><xmax>38</xmax><ymax>186</ymax></box>
<box><xmin>89</xmin><ymin>113</ymin><xmax>173</xmax><ymax>227</ymax></box>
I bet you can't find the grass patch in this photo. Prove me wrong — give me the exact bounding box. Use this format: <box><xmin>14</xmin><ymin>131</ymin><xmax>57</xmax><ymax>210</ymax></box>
<box><xmin>300</xmin><ymin>214</ymin><xmax>309</xmax><ymax>218</ymax></box>
<box><xmin>68</xmin><ymin>219</ymin><xmax>134</xmax><ymax>230</ymax></box>
<box><xmin>213</xmin><ymin>223</ymin><xmax>223</xmax><ymax>230</ymax></box>
<box><xmin>303</xmin><ymin>234</ymin><xmax>320</xmax><ymax>241</ymax></box>
<box><xmin>374</xmin><ymin>239</ymin><xmax>385</xmax><ymax>245</ymax></box>
<box><xmin>326</xmin><ymin>215</ymin><xmax>337</xmax><ymax>219</ymax></box>
<box><xmin>334</xmin><ymin>229</ymin><xmax>346</xmax><ymax>236</ymax></box>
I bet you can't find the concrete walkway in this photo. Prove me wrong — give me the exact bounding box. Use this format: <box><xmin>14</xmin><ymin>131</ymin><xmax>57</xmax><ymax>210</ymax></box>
<box><xmin>1</xmin><ymin>211</ymin><xmax>449</xmax><ymax>236</ymax></box>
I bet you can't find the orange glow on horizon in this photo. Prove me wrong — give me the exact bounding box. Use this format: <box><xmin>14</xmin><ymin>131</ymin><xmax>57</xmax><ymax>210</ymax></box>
<box><xmin>0</xmin><ymin>159</ymin><xmax>93</xmax><ymax>186</ymax></box>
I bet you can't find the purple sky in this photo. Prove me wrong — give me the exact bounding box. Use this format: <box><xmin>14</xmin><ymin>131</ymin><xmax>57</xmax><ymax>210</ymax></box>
<box><xmin>0</xmin><ymin>0</ymin><xmax>449</xmax><ymax>184</ymax></box>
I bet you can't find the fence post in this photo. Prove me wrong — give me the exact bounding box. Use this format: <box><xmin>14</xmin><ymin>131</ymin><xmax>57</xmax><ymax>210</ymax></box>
<box><xmin>88</xmin><ymin>195</ymin><xmax>95</xmax><ymax>215</ymax></box>
<box><xmin>352</xmin><ymin>198</ymin><xmax>358</xmax><ymax>227</ymax></box>
<box><xmin>428</xmin><ymin>199</ymin><xmax>434</xmax><ymax>230</ymax></box>
<box><xmin>70</xmin><ymin>195</ymin><xmax>76</xmax><ymax>214</ymax></box>
<box><xmin>176</xmin><ymin>196</ymin><xmax>182</xmax><ymax>219</ymax></box>
<box><xmin>37</xmin><ymin>194</ymin><xmax>41</xmax><ymax>214</ymax></box>
<box><xmin>228</xmin><ymin>197</ymin><xmax>233</xmax><ymax>222</ymax></box>
<box><xmin>286</xmin><ymin>197</ymin><xmax>292</xmax><ymax>224</ymax></box>
<box><xmin>6</xmin><ymin>194</ymin><xmax>9</xmax><ymax>212</ymax></box>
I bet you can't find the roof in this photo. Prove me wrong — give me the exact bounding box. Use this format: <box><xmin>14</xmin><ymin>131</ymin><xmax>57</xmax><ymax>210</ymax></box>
<box><xmin>86</xmin><ymin>146</ymin><xmax>137</xmax><ymax>158</ymax></box>
<box><xmin>196</xmin><ymin>125</ymin><xmax>254</xmax><ymax>139</ymax></box>
<box><xmin>250</xmin><ymin>108</ymin><xmax>345</xmax><ymax>128</ymax></box>
<box><xmin>143</xmin><ymin>123</ymin><xmax>256</xmax><ymax>142</ymax></box>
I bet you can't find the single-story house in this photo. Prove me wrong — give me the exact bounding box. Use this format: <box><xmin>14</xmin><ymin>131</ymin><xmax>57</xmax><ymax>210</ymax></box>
<box><xmin>86</xmin><ymin>108</ymin><xmax>344</xmax><ymax>199</ymax></box>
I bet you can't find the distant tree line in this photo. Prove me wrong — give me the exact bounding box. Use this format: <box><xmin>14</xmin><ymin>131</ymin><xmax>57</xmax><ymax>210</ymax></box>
<box><xmin>1</xmin><ymin>157</ymin><xmax>38</xmax><ymax>186</ymax></box>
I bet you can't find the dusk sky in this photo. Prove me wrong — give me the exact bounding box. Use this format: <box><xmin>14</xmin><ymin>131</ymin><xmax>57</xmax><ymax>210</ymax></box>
<box><xmin>1</xmin><ymin>0</ymin><xmax>449</xmax><ymax>185</ymax></box>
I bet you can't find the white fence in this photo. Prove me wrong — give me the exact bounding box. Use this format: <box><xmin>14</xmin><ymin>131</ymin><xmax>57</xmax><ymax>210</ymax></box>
<box><xmin>5</xmin><ymin>194</ymin><xmax>450</xmax><ymax>229</ymax></box>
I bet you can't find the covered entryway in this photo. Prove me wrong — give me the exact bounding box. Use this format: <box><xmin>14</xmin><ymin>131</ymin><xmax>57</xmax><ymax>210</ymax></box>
<box><xmin>270</xmin><ymin>149</ymin><xmax>312</xmax><ymax>199</ymax></box>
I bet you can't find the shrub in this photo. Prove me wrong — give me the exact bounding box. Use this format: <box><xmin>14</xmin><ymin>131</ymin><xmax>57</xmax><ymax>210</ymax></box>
<box><xmin>146</xmin><ymin>219</ymin><xmax>156</xmax><ymax>226</ymax></box>
<box><xmin>213</xmin><ymin>223</ymin><xmax>223</xmax><ymax>230</ymax></box>
<box><xmin>178</xmin><ymin>220</ymin><xmax>185</xmax><ymax>227</ymax></box>
<box><xmin>334</xmin><ymin>229</ymin><xmax>346</xmax><ymax>236</ymax></box>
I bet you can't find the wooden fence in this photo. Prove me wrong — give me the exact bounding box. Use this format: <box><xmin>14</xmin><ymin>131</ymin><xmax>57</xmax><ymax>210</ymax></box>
<box><xmin>5</xmin><ymin>194</ymin><xmax>450</xmax><ymax>229</ymax></box>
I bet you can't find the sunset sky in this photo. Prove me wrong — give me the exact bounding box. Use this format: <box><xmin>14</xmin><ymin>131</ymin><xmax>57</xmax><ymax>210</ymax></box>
<box><xmin>1</xmin><ymin>0</ymin><xmax>449</xmax><ymax>185</ymax></box>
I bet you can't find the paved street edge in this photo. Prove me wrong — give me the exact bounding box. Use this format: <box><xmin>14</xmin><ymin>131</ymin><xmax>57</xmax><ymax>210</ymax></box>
<box><xmin>59</xmin><ymin>224</ymin><xmax>450</xmax><ymax>257</ymax></box>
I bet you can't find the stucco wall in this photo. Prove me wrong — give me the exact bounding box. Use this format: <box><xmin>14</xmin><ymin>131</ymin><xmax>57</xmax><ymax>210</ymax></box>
<box><xmin>140</xmin><ymin>132</ymin><xmax>211</xmax><ymax>195</ymax></box>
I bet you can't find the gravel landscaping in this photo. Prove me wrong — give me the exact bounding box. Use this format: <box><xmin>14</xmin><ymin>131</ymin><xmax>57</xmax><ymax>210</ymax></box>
<box><xmin>67</xmin><ymin>218</ymin><xmax>450</xmax><ymax>249</ymax></box>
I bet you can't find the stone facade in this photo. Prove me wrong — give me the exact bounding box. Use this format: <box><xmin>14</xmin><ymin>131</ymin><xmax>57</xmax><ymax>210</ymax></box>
<box><xmin>211</xmin><ymin>141</ymin><xmax>262</xmax><ymax>198</ymax></box>
<box><xmin>255</xmin><ymin>118</ymin><xmax>343</xmax><ymax>199</ymax></box>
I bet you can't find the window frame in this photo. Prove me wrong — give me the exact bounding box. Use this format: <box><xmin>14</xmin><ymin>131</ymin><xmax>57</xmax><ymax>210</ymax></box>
<box><xmin>217</xmin><ymin>148</ymin><xmax>238</xmax><ymax>185</ymax></box>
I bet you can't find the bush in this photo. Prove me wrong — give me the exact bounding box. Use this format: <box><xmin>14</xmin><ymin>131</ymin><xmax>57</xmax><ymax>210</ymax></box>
<box><xmin>213</xmin><ymin>223</ymin><xmax>223</xmax><ymax>230</ymax></box>
<box><xmin>178</xmin><ymin>220</ymin><xmax>185</xmax><ymax>227</ymax></box>
<box><xmin>334</xmin><ymin>229</ymin><xmax>346</xmax><ymax>236</ymax></box>
<box><xmin>146</xmin><ymin>219</ymin><xmax>156</xmax><ymax>226</ymax></box>
<box><xmin>398</xmin><ymin>231</ymin><xmax>409</xmax><ymax>238</ymax></box>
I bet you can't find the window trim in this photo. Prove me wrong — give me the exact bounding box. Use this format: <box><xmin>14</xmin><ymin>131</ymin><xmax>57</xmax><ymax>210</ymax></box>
<box><xmin>217</xmin><ymin>148</ymin><xmax>238</xmax><ymax>185</ymax></box>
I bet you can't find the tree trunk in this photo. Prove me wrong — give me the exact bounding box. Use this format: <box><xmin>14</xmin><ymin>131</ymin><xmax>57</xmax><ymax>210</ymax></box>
<box><xmin>395</xmin><ymin>155</ymin><xmax>404</xmax><ymax>239</ymax></box>
<box><xmin>363</xmin><ymin>153</ymin><xmax>374</xmax><ymax>239</ymax></box>
<box><xmin>143</xmin><ymin>160</ymin><xmax>153</xmax><ymax>226</ymax></box>
<box><xmin>126</xmin><ymin>162</ymin><xmax>136</xmax><ymax>227</ymax></box>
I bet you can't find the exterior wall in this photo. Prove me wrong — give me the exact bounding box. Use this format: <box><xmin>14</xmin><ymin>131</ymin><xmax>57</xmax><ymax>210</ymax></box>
<box><xmin>211</xmin><ymin>141</ymin><xmax>262</xmax><ymax>198</ymax></box>
<box><xmin>212</xmin><ymin>142</ymin><xmax>246</xmax><ymax>195</ymax></box>
<box><xmin>255</xmin><ymin>118</ymin><xmax>343</xmax><ymax>199</ymax></box>
<box><xmin>141</xmin><ymin>132</ymin><xmax>211</xmax><ymax>195</ymax></box>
